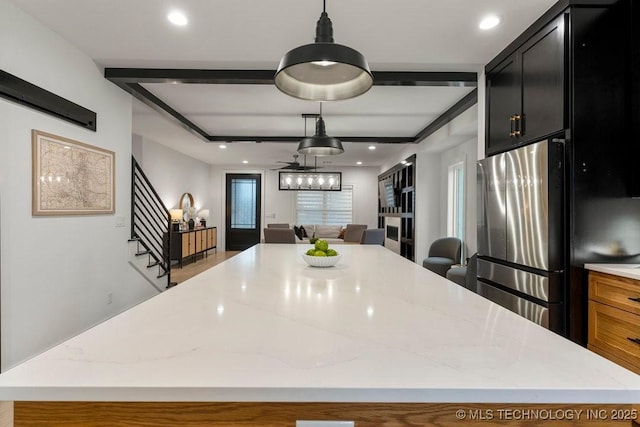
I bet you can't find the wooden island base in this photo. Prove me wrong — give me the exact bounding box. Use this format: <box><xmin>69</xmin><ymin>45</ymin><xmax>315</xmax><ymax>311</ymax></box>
<box><xmin>5</xmin><ymin>402</ymin><xmax>639</xmax><ymax>426</ymax></box>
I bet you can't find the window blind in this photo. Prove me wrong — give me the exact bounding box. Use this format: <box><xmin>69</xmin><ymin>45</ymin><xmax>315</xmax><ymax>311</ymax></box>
<box><xmin>295</xmin><ymin>185</ymin><xmax>353</xmax><ymax>225</ymax></box>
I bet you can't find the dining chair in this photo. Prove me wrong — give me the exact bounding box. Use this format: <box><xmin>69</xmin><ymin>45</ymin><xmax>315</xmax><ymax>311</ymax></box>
<box><xmin>360</xmin><ymin>228</ymin><xmax>385</xmax><ymax>245</ymax></box>
<box><xmin>343</xmin><ymin>224</ymin><xmax>368</xmax><ymax>242</ymax></box>
<box><xmin>263</xmin><ymin>228</ymin><xmax>296</xmax><ymax>243</ymax></box>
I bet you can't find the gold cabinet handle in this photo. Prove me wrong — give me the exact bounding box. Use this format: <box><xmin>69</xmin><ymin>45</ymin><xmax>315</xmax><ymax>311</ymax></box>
<box><xmin>514</xmin><ymin>114</ymin><xmax>523</xmax><ymax>137</ymax></box>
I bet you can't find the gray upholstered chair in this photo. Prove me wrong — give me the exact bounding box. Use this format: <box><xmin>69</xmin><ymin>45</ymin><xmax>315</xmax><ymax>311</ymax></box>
<box><xmin>263</xmin><ymin>228</ymin><xmax>296</xmax><ymax>243</ymax></box>
<box><xmin>343</xmin><ymin>224</ymin><xmax>368</xmax><ymax>242</ymax></box>
<box><xmin>422</xmin><ymin>237</ymin><xmax>462</xmax><ymax>277</ymax></box>
<box><xmin>360</xmin><ymin>228</ymin><xmax>385</xmax><ymax>245</ymax></box>
<box><xmin>445</xmin><ymin>264</ymin><xmax>466</xmax><ymax>287</ymax></box>
<box><xmin>464</xmin><ymin>253</ymin><xmax>478</xmax><ymax>292</ymax></box>
<box><xmin>266</xmin><ymin>223</ymin><xmax>290</xmax><ymax>228</ymax></box>
<box><xmin>446</xmin><ymin>253</ymin><xmax>477</xmax><ymax>289</ymax></box>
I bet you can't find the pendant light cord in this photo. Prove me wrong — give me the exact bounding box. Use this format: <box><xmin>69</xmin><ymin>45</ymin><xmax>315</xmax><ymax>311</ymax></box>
<box><xmin>323</xmin><ymin>0</ymin><xmax>326</xmax><ymax>13</ymax></box>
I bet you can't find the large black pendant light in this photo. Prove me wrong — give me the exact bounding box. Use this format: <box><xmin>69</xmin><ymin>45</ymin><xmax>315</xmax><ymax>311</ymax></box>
<box><xmin>298</xmin><ymin>104</ymin><xmax>344</xmax><ymax>156</ymax></box>
<box><xmin>274</xmin><ymin>0</ymin><xmax>373</xmax><ymax>101</ymax></box>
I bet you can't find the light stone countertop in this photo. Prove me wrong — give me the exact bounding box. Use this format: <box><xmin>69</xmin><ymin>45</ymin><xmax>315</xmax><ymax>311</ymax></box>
<box><xmin>585</xmin><ymin>263</ymin><xmax>640</xmax><ymax>281</ymax></box>
<box><xmin>0</xmin><ymin>245</ymin><xmax>638</xmax><ymax>403</ymax></box>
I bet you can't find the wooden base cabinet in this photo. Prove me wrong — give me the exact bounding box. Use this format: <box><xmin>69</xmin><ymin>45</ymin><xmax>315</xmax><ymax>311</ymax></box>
<box><xmin>11</xmin><ymin>402</ymin><xmax>640</xmax><ymax>427</ymax></box>
<box><xmin>588</xmin><ymin>272</ymin><xmax>640</xmax><ymax>374</ymax></box>
<box><xmin>169</xmin><ymin>227</ymin><xmax>217</xmax><ymax>267</ymax></box>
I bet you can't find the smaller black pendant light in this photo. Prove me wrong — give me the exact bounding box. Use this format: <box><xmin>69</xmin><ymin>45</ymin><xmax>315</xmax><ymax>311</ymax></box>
<box><xmin>275</xmin><ymin>0</ymin><xmax>373</xmax><ymax>101</ymax></box>
<box><xmin>297</xmin><ymin>104</ymin><xmax>344</xmax><ymax>156</ymax></box>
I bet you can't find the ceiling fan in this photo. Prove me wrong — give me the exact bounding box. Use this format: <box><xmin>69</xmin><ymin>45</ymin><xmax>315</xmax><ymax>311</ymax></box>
<box><xmin>271</xmin><ymin>154</ymin><xmax>321</xmax><ymax>171</ymax></box>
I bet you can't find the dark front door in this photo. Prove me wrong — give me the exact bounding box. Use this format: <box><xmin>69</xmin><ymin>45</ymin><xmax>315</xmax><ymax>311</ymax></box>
<box><xmin>225</xmin><ymin>173</ymin><xmax>261</xmax><ymax>251</ymax></box>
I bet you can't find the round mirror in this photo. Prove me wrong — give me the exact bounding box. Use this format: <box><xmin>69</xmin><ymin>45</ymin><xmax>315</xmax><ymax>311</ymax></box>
<box><xmin>179</xmin><ymin>193</ymin><xmax>194</xmax><ymax>220</ymax></box>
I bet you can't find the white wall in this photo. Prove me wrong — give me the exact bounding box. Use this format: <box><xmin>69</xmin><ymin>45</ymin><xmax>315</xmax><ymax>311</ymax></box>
<box><xmin>414</xmin><ymin>153</ymin><xmax>442</xmax><ymax>265</ymax></box>
<box><xmin>133</xmin><ymin>134</ymin><xmax>211</xmax><ymax>212</ymax></box>
<box><xmin>0</xmin><ymin>0</ymin><xmax>157</xmax><ymax>369</ymax></box>
<box><xmin>379</xmin><ymin>104</ymin><xmax>480</xmax><ymax>265</ymax></box>
<box><xmin>127</xmin><ymin>136</ymin><xmax>380</xmax><ymax>251</ymax></box>
<box><xmin>438</xmin><ymin>137</ymin><xmax>478</xmax><ymax>261</ymax></box>
<box><xmin>210</xmin><ymin>166</ymin><xmax>379</xmax><ymax>249</ymax></box>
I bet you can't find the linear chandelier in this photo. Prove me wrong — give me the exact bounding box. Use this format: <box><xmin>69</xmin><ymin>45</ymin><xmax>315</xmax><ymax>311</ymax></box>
<box><xmin>278</xmin><ymin>171</ymin><xmax>342</xmax><ymax>191</ymax></box>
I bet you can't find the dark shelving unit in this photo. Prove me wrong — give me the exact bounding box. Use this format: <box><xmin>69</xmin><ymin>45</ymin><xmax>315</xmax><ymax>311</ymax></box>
<box><xmin>378</xmin><ymin>155</ymin><xmax>416</xmax><ymax>261</ymax></box>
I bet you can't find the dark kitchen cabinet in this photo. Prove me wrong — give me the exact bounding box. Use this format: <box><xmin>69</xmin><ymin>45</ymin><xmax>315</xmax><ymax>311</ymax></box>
<box><xmin>630</xmin><ymin>0</ymin><xmax>640</xmax><ymax>196</ymax></box>
<box><xmin>486</xmin><ymin>56</ymin><xmax>518</xmax><ymax>154</ymax></box>
<box><xmin>483</xmin><ymin>0</ymin><xmax>636</xmax><ymax>347</ymax></box>
<box><xmin>486</xmin><ymin>14</ymin><xmax>565</xmax><ymax>155</ymax></box>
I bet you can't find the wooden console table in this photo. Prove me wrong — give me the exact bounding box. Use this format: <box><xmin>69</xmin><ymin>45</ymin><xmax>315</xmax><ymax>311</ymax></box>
<box><xmin>168</xmin><ymin>226</ymin><xmax>216</xmax><ymax>267</ymax></box>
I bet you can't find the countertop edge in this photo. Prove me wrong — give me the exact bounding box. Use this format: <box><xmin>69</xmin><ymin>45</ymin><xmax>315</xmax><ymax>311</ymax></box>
<box><xmin>0</xmin><ymin>386</ymin><xmax>637</xmax><ymax>404</ymax></box>
<box><xmin>584</xmin><ymin>263</ymin><xmax>640</xmax><ymax>281</ymax></box>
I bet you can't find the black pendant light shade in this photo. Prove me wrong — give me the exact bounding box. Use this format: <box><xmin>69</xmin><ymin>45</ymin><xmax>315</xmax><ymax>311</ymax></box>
<box><xmin>275</xmin><ymin>6</ymin><xmax>373</xmax><ymax>101</ymax></box>
<box><xmin>297</xmin><ymin>116</ymin><xmax>344</xmax><ymax>156</ymax></box>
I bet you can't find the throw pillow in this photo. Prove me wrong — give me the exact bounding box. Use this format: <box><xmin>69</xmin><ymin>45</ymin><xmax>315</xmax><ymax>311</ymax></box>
<box><xmin>338</xmin><ymin>227</ymin><xmax>345</xmax><ymax>239</ymax></box>
<box><xmin>293</xmin><ymin>225</ymin><xmax>302</xmax><ymax>240</ymax></box>
<box><xmin>300</xmin><ymin>225</ymin><xmax>308</xmax><ymax>238</ymax></box>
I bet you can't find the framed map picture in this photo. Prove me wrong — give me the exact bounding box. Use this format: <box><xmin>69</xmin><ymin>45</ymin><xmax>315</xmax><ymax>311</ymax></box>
<box><xmin>32</xmin><ymin>130</ymin><xmax>115</xmax><ymax>215</ymax></box>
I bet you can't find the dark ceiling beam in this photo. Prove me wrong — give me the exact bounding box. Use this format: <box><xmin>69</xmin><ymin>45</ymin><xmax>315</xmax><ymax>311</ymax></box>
<box><xmin>105</xmin><ymin>69</ymin><xmax>275</xmax><ymax>85</ymax></box>
<box><xmin>104</xmin><ymin>68</ymin><xmax>477</xmax><ymax>87</ymax></box>
<box><xmin>413</xmin><ymin>88</ymin><xmax>478</xmax><ymax>143</ymax></box>
<box><xmin>371</xmin><ymin>71</ymin><xmax>477</xmax><ymax>87</ymax></box>
<box><xmin>205</xmin><ymin>136</ymin><xmax>416</xmax><ymax>143</ymax></box>
<box><xmin>112</xmin><ymin>81</ymin><xmax>211</xmax><ymax>141</ymax></box>
<box><xmin>105</xmin><ymin>68</ymin><xmax>478</xmax><ymax>144</ymax></box>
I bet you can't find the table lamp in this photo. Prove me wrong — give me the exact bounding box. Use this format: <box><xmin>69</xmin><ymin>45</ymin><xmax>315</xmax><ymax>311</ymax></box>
<box><xmin>170</xmin><ymin>209</ymin><xmax>183</xmax><ymax>231</ymax></box>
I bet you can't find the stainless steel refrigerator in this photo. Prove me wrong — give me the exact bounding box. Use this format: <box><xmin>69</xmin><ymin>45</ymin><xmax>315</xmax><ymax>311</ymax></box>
<box><xmin>477</xmin><ymin>139</ymin><xmax>566</xmax><ymax>334</ymax></box>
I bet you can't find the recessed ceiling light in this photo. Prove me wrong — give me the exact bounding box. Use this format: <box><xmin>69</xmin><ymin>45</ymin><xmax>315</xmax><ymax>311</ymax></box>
<box><xmin>168</xmin><ymin>10</ymin><xmax>188</xmax><ymax>26</ymax></box>
<box><xmin>356</xmin><ymin>161</ymin><xmax>363</xmax><ymax>165</ymax></box>
<box><xmin>242</xmin><ymin>160</ymin><xmax>248</xmax><ymax>164</ymax></box>
<box><xmin>479</xmin><ymin>14</ymin><xmax>500</xmax><ymax>30</ymax></box>
<box><xmin>219</xmin><ymin>144</ymin><xmax>227</xmax><ymax>149</ymax></box>
<box><xmin>368</xmin><ymin>145</ymin><xmax>376</xmax><ymax>150</ymax></box>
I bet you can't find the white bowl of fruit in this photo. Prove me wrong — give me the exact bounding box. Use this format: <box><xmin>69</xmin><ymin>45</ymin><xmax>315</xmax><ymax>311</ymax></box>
<box><xmin>302</xmin><ymin>239</ymin><xmax>341</xmax><ymax>267</ymax></box>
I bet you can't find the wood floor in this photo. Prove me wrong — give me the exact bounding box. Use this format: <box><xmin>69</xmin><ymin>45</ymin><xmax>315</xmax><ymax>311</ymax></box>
<box><xmin>170</xmin><ymin>250</ymin><xmax>241</xmax><ymax>284</ymax></box>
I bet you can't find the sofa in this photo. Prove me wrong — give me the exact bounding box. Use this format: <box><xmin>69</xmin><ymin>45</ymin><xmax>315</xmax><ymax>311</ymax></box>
<box><xmin>294</xmin><ymin>224</ymin><xmax>345</xmax><ymax>244</ymax></box>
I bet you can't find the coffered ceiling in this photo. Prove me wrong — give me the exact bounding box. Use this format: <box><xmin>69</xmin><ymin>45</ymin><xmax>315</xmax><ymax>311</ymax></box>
<box><xmin>9</xmin><ymin>0</ymin><xmax>557</xmax><ymax>167</ymax></box>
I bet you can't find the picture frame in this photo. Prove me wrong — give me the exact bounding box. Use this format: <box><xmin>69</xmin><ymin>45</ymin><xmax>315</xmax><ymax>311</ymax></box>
<box><xmin>32</xmin><ymin>130</ymin><xmax>115</xmax><ymax>215</ymax></box>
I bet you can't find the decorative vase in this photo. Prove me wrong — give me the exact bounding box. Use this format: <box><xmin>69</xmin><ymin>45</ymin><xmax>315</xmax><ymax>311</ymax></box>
<box><xmin>188</xmin><ymin>219</ymin><xmax>195</xmax><ymax>230</ymax></box>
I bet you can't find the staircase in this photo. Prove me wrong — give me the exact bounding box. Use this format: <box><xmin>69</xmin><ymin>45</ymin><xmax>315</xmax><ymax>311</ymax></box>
<box><xmin>130</xmin><ymin>156</ymin><xmax>173</xmax><ymax>289</ymax></box>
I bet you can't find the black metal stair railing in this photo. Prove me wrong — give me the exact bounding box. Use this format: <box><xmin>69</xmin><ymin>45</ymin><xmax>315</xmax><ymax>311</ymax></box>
<box><xmin>130</xmin><ymin>156</ymin><xmax>173</xmax><ymax>288</ymax></box>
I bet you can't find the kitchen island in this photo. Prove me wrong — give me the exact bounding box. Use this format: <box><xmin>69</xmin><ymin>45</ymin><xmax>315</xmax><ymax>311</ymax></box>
<box><xmin>0</xmin><ymin>245</ymin><xmax>638</xmax><ymax>426</ymax></box>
